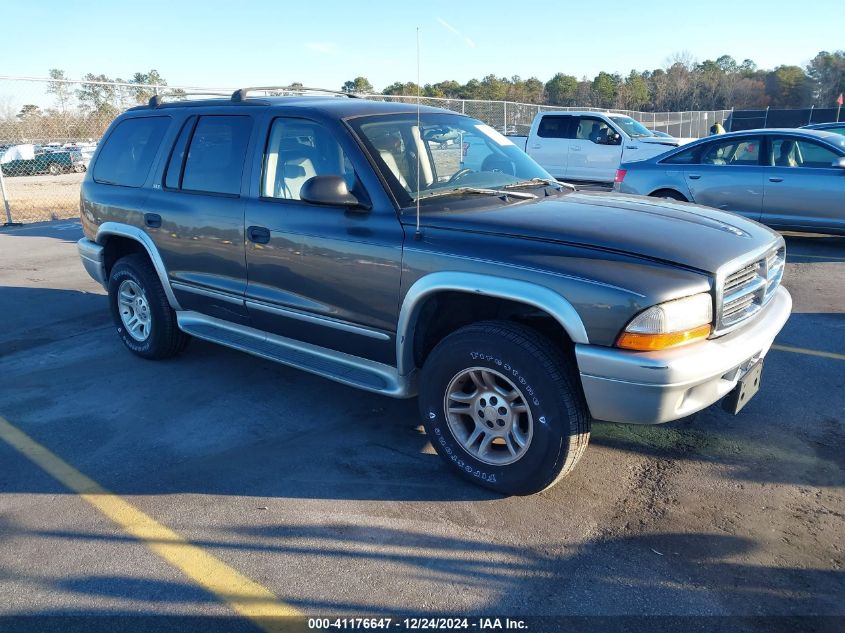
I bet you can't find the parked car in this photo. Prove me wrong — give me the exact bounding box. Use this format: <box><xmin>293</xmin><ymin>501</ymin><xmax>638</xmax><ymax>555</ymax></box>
<box><xmin>802</xmin><ymin>121</ymin><xmax>845</xmax><ymax>136</ymax></box>
<box><xmin>62</xmin><ymin>143</ymin><xmax>95</xmax><ymax>170</ymax></box>
<box><xmin>76</xmin><ymin>90</ymin><xmax>791</xmax><ymax>495</ymax></box>
<box><xmin>0</xmin><ymin>143</ymin><xmax>86</xmax><ymax>176</ymax></box>
<box><xmin>615</xmin><ymin>128</ymin><xmax>845</xmax><ymax>235</ymax></box>
<box><xmin>508</xmin><ymin>111</ymin><xmax>683</xmax><ymax>183</ymax></box>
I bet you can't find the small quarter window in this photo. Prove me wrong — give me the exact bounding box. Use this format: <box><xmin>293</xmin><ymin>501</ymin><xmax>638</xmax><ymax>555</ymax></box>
<box><xmin>662</xmin><ymin>146</ymin><xmax>699</xmax><ymax>165</ymax></box>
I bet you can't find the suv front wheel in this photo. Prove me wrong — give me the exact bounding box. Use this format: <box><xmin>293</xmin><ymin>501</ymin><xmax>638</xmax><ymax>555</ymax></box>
<box><xmin>107</xmin><ymin>254</ymin><xmax>188</xmax><ymax>359</ymax></box>
<box><xmin>418</xmin><ymin>321</ymin><xmax>590</xmax><ymax>495</ymax></box>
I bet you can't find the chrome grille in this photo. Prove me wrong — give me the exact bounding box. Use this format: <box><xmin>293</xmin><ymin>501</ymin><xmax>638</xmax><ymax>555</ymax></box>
<box><xmin>717</xmin><ymin>246</ymin><xmax>785</xmax><ymax>332</ymax></box>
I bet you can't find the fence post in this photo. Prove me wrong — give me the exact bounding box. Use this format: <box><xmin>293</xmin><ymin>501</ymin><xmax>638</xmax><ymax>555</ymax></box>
<box><xmin>503</xmin><ymin>101</ymin><xmax>507</xmax><ymax>132</ymax></box>
<box><xmin>0</xmin><ymin>166</ymin><xmax>18</xmax><ymax>226</ymax></box>
<box><xmin>763</xmin><ymin>106</ymin><xmax>769</xmax><ymax>128</ymax></box>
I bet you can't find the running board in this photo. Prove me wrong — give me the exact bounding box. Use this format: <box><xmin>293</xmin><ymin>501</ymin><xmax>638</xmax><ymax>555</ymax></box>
<box><xmin>177</xmin><ymin>312</ymin><xmax>415</xmax><ymax>398</ymax></box>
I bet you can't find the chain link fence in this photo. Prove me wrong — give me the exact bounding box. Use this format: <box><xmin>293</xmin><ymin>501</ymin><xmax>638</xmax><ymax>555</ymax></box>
<box><xmin>1</xmin><ymin>76</ymin><xmax>732</xmax><ymax>224</ymax></box>
<box><xmin>370</xmin><ymin>95</ymin><xmax>732</xmax><ymax>139</ymax></box>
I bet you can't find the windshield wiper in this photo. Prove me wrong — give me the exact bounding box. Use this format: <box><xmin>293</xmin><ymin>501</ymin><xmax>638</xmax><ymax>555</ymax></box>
<box><xmin>416</xmin><ymin>186</ymin><xmax>537</xmax><ymax>201</ymax></box>
<box><xmin>503</xmin><ymin>177</ymin><xmax>555</xmax><ymax>188</ymax></box>
<box><xmin>503</xmin><ymin>177</ymin><xmax>574</xmax><ymax>191</ymax></box>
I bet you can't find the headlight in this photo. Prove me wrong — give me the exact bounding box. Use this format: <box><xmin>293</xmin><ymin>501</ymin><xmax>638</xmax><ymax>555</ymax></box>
<box><xmin>616</xmin><ymin>293</ymin><xmax>713</xmax><ymax>351</ymax></box>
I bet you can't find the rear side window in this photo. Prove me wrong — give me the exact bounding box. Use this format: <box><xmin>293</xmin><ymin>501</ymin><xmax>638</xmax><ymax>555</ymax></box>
<box><xmin>93</xmin><ymin>117</ymin><xmax>170</xmax><ymax>187</ymax></box>
<box><xmin>180</xmin><ymin>116</ymin><xmax>253</xmax><ymax>195</ymax></box>
<box><xmin>537</xmin><ymin>116</ymin><xmax>572</xmax><ymax>139</ymax></box>
<box><xmin>701</xmin><ymin>138</ymin><xmax>760</xmax><ymax>166</ymax></box>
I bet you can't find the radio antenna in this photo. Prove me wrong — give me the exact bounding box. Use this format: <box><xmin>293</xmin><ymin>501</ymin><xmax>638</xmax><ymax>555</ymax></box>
<box><xmin>415</xmin><ymin>26</ymin><xmax>422</xmax><ymax>240</ymax></box>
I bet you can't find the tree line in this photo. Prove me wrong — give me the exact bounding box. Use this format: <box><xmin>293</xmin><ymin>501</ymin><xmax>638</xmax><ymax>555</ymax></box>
<box><xmin>4</xmin><ymin>69</ymin><xmax>185</xmax><ymax>141</ymax></box>
<box><xmin>3</xmin><ymin>52</ymin><xmax>843</xmax><ymax>143</ymax></box>
<box><xmin>343</xmin><ymin>50</ymin><xmax>845</xmax><ymax>111</ymax></box>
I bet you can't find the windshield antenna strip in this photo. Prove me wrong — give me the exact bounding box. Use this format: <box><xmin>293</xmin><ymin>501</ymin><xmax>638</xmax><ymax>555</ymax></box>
<box><xmin>415</xmin><ymin>26</ymin><xmax>422</xmax><ymax>240</ymax></box>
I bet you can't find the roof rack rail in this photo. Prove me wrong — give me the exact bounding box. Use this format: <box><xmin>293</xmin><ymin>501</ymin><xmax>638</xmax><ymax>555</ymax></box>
<box><xmin>148</xmin><ymin>92</ymin><xmax>231</xmax><ymax>108</ymax></box>
<box><xmin>231</xmin><ymin>86</ymin><xmax>360</xmax><ymax>102</ymax></box>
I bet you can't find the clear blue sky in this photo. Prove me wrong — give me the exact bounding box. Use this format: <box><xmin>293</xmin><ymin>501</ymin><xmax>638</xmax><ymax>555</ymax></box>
<box><xmin>2</xmin><ymin>0</ymin><xmax>843</xmax><ymax>90</ymax></box>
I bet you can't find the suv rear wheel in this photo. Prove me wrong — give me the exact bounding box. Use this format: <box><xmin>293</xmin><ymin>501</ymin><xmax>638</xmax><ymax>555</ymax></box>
<box><xmin>107</xmin><ymin>254</ymin><xmax>189</xmax><ymax>359</ymax></box>
<box><xmin>418</xmin><ymin>320</ymin><xmax>590</xmax><ymax>495</ymax></box>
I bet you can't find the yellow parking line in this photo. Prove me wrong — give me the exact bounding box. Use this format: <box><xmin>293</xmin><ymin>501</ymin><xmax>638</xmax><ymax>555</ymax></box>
<box><xmin>771</xmin><ymin>344</ymin><xmax>845</xmax><ymax>361</ymax></box>
<box><xmin>0</xmin><ymin>415</ymin><xmax>299</xmax><ymax>631</ymax></box>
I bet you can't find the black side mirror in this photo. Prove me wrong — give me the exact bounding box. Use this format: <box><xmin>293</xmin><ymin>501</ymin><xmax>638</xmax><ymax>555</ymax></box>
<box><xmin>299</xmin><ymin>175</ymin><xmax>369</xmax><ymax>210</ymax></box>
<box><xmin>832</xmin><ymin>157</ymin><xmax>845</xmax><ymax>169</ymax></box>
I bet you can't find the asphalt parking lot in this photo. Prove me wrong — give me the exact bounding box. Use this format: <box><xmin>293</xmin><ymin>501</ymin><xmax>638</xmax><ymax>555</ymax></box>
<box><xmin>0</xmin><ymin>220</ymin><xmax>843</xmax><ymax>631</ymax></box>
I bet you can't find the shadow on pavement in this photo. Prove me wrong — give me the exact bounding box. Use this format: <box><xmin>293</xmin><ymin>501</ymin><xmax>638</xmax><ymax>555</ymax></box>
<box><xmin>0</xmin><ymin>219</ymin><xmax>82</xmax><ymax>243</ymax></box>
<box><xmin>5</xmin><ymin>521</ymin><xmax>843</xmax><ymax>622</ymax></box>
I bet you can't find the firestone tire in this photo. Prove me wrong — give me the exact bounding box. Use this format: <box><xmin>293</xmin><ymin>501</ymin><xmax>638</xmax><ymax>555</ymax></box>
<box><xmin>107</xmin><ymin>254</ymin><xmax>189</xmax><ymax>360</ymax></box>
<box><xmin>418</xmin><ymin>320</ymin><xmax>590</xmax><ymax>496</ymax></box>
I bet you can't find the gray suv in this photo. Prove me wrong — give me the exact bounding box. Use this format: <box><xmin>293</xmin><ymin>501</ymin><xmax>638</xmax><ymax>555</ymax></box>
<box><xmin>77</xmin><ymin>88</ymin><xmax>792</xmax><ymax>495</ymax></box>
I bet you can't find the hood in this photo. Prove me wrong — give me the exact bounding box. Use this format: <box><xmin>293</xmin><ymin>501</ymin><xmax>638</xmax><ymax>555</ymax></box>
<box><xmin>637</xmin><ymin>137</ymin><xmax>681</xmax><ymax>147</ymax></box>
<box><xmin>413</xmin><ymin>192</ymin><xmax>781</xmax><ymax>274</ymax></box>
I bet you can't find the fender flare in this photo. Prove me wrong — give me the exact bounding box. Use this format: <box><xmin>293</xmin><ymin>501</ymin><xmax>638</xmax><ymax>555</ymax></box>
<box><xmin>396</xmin><ymin>272</ymin><xmax>589</xmax><ymax>376</ymax></box>
<box><xmin>96</xmin><ymin>222</ymin><xmax>182</xmax><ymax>310</ymax></box>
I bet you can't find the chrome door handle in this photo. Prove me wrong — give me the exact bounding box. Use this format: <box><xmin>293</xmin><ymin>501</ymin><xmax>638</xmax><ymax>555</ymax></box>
<box><xmin>769</xmin><ymin>177</ymin><xmax>784</xmax><ymax>183</ymax></box>
<box><xmin>531</xmin><ymin>144</ymin><xmax>541</xmax><ymax>149</ymax></box>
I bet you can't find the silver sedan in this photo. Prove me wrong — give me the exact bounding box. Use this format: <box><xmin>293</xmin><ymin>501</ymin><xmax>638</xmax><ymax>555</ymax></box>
<box><xmin>615</xmin><ymin>129</ymin><xmax>845</xmax><ymax>235</ymax></box>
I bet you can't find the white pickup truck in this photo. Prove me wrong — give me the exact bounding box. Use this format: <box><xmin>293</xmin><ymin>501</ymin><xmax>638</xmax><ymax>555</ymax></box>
<box><xmin>506</xmin><ymin>111</ymin><xmax>684</xmax><ymax>183</ymax></box>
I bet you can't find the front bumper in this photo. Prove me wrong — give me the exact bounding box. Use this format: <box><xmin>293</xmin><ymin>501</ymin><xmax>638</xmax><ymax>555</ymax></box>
<box><xmin>77</xmin><ymin>237</ymin><xmax>106</xmax><ymax>288</ymax></box>
<box><xmin>576</xmin><ymin>285</ymin><xmax>792</xmax><ymax>424</ymax></box>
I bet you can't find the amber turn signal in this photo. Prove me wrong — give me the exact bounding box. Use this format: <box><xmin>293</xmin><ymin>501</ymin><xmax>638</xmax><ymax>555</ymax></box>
<box><xmin>616</xmin><ymin>324</ymin><xmax>712</xmax><ymax>351</ymax></box>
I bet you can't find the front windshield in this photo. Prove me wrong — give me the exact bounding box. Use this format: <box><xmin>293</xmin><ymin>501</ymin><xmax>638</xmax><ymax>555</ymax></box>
<box><xmin>609</xmin><ymin>115</ymin><xmax>655</xmax><ymax>138</ymax></box>
<box><xmin>350</xmin><ymin>113</ymin><xmax>555</xmax><ymax>204</ymax></box>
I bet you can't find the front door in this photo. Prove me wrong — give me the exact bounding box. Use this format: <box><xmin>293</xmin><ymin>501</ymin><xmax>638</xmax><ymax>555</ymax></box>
<box><xmin>762</xmin><ymin>136</ymin><xmax>845</xmax><ymax>233</ymax></box>
<box><xmin>243</xmin><ymin>115</ymin><xmax>404</xmax><ymax>365</ymax></box>
<box><xmin>565</xmin><ymin>116</ymin><xmax>623</xmax><ymax>182</ymax></box>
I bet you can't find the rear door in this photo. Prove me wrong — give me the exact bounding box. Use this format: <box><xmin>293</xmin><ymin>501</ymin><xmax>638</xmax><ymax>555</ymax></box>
<box><xmin>683</xmin><ymin>136</ymin><xmax>764</xmax><ymax>220</ymax></box>
<box><xmin>145</xmin><ymin>112</ymin><xmax>255</xmax><ymax>323</ymax></box>
<box><xmin>527</xmin><ymin>114</ymin><xmax>572</xmax><ymax>179</ymax></box>
<box><xmin>762</xmin><ymin>135</ymin><xmax>845</xmax><ymax>233</ymax></box>
<box><xmin>566</xmin><ymin>116</ymin><xmax>623</xmax><ymax>182</ymax></box>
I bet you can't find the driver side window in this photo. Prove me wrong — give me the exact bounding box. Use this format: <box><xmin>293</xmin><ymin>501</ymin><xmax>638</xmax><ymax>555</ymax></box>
<box><xmin>574</xmin><ymin>117</ymin><xmax>615</xmax><ymax>144</ymax></box>
<box><xmin>261</xmin><ymin>118</ymin><xmax>355</xmax><ymax>201</ymax></box>
<box><xmin>769</xmin><ymin>137</ymin><xmax>839</xmax><ymax>168</ymax></box>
